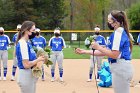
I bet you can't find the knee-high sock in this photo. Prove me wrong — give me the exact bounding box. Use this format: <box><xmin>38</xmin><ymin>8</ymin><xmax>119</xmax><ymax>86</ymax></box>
<box><xmin>51</xmin><ymin>69</ymin><xmax>55</xmax><ymax>77</ymax></box>
<box><xmin>59</xmin><ymin>68</ymin><xmax>63</xmax><ymax>77</ymax></box>
<box><xmin>12</xmin><ymin>66</ymin><xmax>17</xmax><ymax>76</ymax></box>
<box><xmin>0</xmin><ymin>69</ymin><xmax>1</xmax><ymax>77</ymax></box>
<box><xmin>4</xmin><ymin>68</ymin><xmax>7</xmax><ymax>77</ymax></box>
<box><xmin>42</xmin><ymin>67</ymin><xmax>44</xmax><ymax>79</ymax></box>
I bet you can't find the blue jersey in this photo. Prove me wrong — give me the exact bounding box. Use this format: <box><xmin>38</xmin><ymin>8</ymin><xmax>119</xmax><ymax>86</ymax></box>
<box><xmin>107</xmin><ymin>27</ymin><xmax>131</xmax><ymax>62</ymax></box>
<box><xmin>32</xmin><ymin>36</ymin><xmax>47</xmax><ymax>48</ymax></box>
<box><xmin>16</xmin><ymin>39</ymin><xmax>37</xmax><ymax>69</ymax></box>
<box><xmin>95</xmin><ymin>35</ymin><xmax>106</xmax><ymax>46</ymax></box>
<box><xmin>0</xmin><ymin>35</ymin><xmax>11</xmax><ymax>50</ymax></box>
<box><xmin>12</xmin><ymin>33</ymin><xmax>18</xmax><ymax>43</ymax></box>
<box><xmin>48</xmin><ymin>36</ymin><xmax>66</xmax><ymax>51</ymax></box>
<box><xmin>137</xmin><ymin>33</ymin><xmax>140</xmax><ymax>43</ymax></box>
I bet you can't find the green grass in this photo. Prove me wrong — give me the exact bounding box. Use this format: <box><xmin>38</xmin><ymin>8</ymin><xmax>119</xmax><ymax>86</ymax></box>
<box><xmin>8</xmin><ymin>44</ymin><xmax>140</xmax><ymax>60</ymax></box>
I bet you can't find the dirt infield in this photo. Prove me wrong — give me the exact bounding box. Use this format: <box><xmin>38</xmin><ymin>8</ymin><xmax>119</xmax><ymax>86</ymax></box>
<box><xmin>0</xmin><ymin>59</ymin><xmax>140</xmax><ymax>93</ymax></box>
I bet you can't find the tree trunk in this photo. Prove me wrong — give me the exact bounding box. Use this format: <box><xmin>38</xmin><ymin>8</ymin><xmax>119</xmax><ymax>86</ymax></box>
<box><xmin>70</xmin><ymin>0</ymin><xmax>74</xmax><ymax>44</ymax></box>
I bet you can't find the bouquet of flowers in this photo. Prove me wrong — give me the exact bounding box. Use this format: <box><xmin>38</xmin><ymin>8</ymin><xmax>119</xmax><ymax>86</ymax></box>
<box><xmin>32</xmin><ymin>46</ymin><xmax>53</xmax><ymax>78</ymax></box>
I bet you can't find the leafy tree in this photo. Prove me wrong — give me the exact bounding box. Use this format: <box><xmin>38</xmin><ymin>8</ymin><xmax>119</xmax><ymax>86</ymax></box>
<box><xmin>127</xmin><ymin>2</ymin><xmax>140</xmax><ymax>30</ymax></box>
<box><xmin>0</xmin><ymin>0</ymin><xmax>15</xmax><ymax>29</ymax></box>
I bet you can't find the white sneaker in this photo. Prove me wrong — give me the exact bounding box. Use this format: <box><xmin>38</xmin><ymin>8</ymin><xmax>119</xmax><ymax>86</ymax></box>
<box><xmin>0</xmin><ymin>77</ymin><xmax>1</xmax><ymax>80</ymax></box>
<box><xmin>3</xmin><ymin>77</ymin><xmax>6</xmax><ymax>81</ymax></box>
<box><xmin>87</xmin><ymin>79</ymin><xmax>92</xmax><ymax>82</ymax></box>
<box><xmin>96</xmin><ymin>79</ymin><xmax>100</xmax><ymax>82</ymax></box>
<box><xmin>51</xmin><ymin>77</ymin><xmax>55</xmax><ymax>82</ymax></box>
<box><xmin>11</xmin><ymin>76</ymin><xmax>15</xmax><ymax>81</ymax></box>
<box><xmin>60</xmin><ymin>77</ymin><xmax>63</xmax><ymax>82</ymax></box>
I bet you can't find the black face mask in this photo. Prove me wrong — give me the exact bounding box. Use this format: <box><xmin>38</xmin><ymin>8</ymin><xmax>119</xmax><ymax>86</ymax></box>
<box><xmin>36</xmin><ymin>32</ymin><xmax>39</xmax><ymax>36</ymax></box>
<box><xmin>107</xmin><ymin>22</ymin><xmax>114</xmax><ymax>30</ymax></box>
<box><xmin>54</xmin><ymin>33</ymin><xmax>60</xmax><ymax>37</ymax></box>
<box><xmin>95</xmin><ymin>32</ymin><xmax>100</xmax><ymax>35</ymax></box>
<box><xmin>0</xmin><ymin>32</ymin><xmax>4</xmax><ymax>35</ymax></box>
<box><xmin>29</xmin><ymin>32</ymin><xmax>36</xmax><ymax>39</ymax></box>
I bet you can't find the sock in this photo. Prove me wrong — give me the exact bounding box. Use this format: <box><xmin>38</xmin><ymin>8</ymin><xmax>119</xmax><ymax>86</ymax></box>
<box><xmin>59</xmin><ymin>68</ymin><xmax>63</xmax><ymax>77</ymax></box>
<box><xmin>42</xmin><ymin>67</ymin><xmax>44</xmax><ymax>79</ymax></box>
<box><xmin>12</xmin><ymin>66</ymin><xmax>17</xmax><ymax>76</ymax></box>
<box><xmin>97</xmin><ymin>73</ymin><xmax>99</xmax><ymax>79</ymax></box>
<box><xmin>89</xmin><ymin>74</ymin><xmax>92</xmax><ymax>79</ymax></box>
<box><xmin>4</xmin><ymin>68</ymin><xmax>7</xmax><ymax>77</ymax></box>
<box><xmin>0</xmin><ymin>69</ymin><xmax>1</xmax><ymax>77</ymax></box>
<box><xmin>51</xmin><ymin>69</ymin><xmax>55</xmax><ymax>77</ymax></box>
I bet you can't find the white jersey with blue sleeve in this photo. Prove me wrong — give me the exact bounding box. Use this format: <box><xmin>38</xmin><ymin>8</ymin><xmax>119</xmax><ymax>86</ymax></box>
<box><xmin>16</xmin><ymin>39</ymin><xmax>37</xmax><ymax>69</ymax></box>
<box><xmin>107</xmin><ymin>27</ymin><xmax>131</xmax><ymax>63</ymax></box>
<box><xmin>0</xmin><ymin>35</ymin><xmax>11</xmax><ymax>50</ymax></box>
<box><xmin>137</xmin><ymin>33</ymin><xmax>140</xmax><ymax>43</ymax></box>
<box><xmin>32</xmin><ymin>36</ymin><xmax>47</xmax><ymax>48</ymax></box>
<box><xmin>95</xmin><ymin>35</ymin><xmax>106</xmax><ymax>46</ymax></box>
<box><xmin>12</xmin><ymin>33</ymin><xmax>18</xmax><ymax>43</ymax></box>
<box><xmin>48</xmin><ymin>36</ymin><xmax>66</xmax><ymax>51</ymax></box>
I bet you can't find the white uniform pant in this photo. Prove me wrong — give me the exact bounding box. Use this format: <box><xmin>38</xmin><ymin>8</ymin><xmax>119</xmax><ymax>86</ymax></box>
<box><xmin>51</xmin><ymin>51</ymin><xmax>64</xmax><ymax>71</ymax></box>
<box><xmin>110</xmin><ymin>59</ymin><xmax>133</xmax><ymax>93</ymax></box>
<box><xmin>89</xmin><ymin>55</ymin><xmax>103</xmax><ymax>74</ymax></box>
<box><xmin>0</xmin><ymin>50</ymin><xmax>8</xmax><ymax>68</ymax></box>
<box><xmin>17</xmin><ymin>69</ymin><xmax>38</xmax><ymax>93</ymax></box>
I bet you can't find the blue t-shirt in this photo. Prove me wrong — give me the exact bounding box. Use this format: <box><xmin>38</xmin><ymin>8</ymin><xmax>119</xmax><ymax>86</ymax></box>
<box><xmin>48</xmin><ymin>36</ymin><xmax>66</xmax><ymax>51</ymax></box>
<box><xmin>137</xmin><ymin>33</ymin><xmax>140</xmax><ymax>43</ymax></box>
<box><xmin>16</xmin><ymin>39</ymin><xmax>37</xmax><ymax>69</ymax></box>
<box><xmin>32</xmin><ymin>36</ymin><xmax>47</xmax><ymax>48</ymax></box>
<box><xmin>95</xmin><ymin>35</ymin><xmax>106</xmax><ymax>46</ymax></box>
<box><xmin>12</xmin><ymin>33</ymin><xmax>18</xmax><ymax>43</ymax></box>
<box><xmin>0</xmin><ymin>35</ymin><xmax>11</xmax><ymax>50</ymax></box>
<box><xmin>107</xmin><ymin>27</ymin><xmax>131</xmax><ymax>62</ymax></box>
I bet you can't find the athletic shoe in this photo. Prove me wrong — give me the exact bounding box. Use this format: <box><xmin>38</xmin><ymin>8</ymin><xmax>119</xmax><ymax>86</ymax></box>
<box><xmin>87</xmin><ymin>79</ymin><xmax>92</xmax><ymax>82</ymax></box>
<box><xmin>51</xmin><ymin>77</ymin><xmax>55</xmax><ymax>82</ymax></box>
<box><xmin>3</xmin><ymin>77</ymin><xmax>6</xmax><ymax>81</ymax></box>
<box><xmin>96</xmin><ymin>79</ymin><xmax>100</xmax><ymax>82</ymax></box>
<box><xmin>60</xmin><ymin>77</ymin><xmax>63</xmax><ymax>82</ymax></box>
<box><xmin>11</xmin><ymin>76</ymin><xmax>15</xmax><ymax>81</ymax></box>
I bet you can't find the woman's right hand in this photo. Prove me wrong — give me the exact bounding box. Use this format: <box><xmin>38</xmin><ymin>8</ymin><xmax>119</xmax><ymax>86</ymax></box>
<box><xmin>75</xmin><ymin>48</ymin><xmax>86</xmax><ymax>54</ymax></box>
<box><xmin>37</xmin><ymin>56</ymin><xmax>45</xmax><ymax>62</ymax></box>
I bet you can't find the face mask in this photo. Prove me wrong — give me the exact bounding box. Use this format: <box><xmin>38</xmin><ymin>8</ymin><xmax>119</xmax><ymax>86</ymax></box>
<box><xmin>95</xmin><ymin>32</ymin><xmax>100</xmax><ymax>35</ymax></box>
<box><xmin>54</xmin><ymin>33</ymin><xmax>60</xmax><ymax>37</ymax></box>
<box><xmin>107</xmin><ymin>22</ymin><xmax>114</xmax><ymax>30</ymax></box>
<box><xmin>36</xmin><ymin>32</ymin><xmax>39</xmax><ymax>36</ymax></box>
<box><xmin>29</xmin><ymin>32</ymin><xmax>36</xmax><ymax>39</ymax></box>
<box><xmin>0</xmin><ymin>32</ymin><xmax>4</xmax><ymax>35</ymax></box>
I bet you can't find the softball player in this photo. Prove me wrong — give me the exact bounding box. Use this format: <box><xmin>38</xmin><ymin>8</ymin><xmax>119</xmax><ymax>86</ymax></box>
<box><xmin>16</xmin><ymin>21</ymin><xmax>45</xmax><ymax>93</ymax></box>
<box><xmin>11</xmin><ymin>24</ymin><xmax>22</xmax><ymax>81</ymax></box>
<box><xmin>87</xmin><ymin>26</ymin><xmax>106</xmax><ymax>82</ymax></box>
<box><xmin>137</xmin><ymin>33</ymin><xmax>140</xmax><ymax>46</ymax></box>
<box><xmin>75</xmin><ymin>10</ymin><xmax>133</xmax><ymax>93</ymax></box>
<box><xmin>32</xmin><ymin>28</ymin><xmax>47</xmax><ymax>81</ymax></box>
<box><xmin>0</xmin><ymin>27</ymin><xmax>11</xmax><ymax>81</ymax></box>
<box><xmin>48</xmin><ymin>28</ymin><xmax>66</xmax><ymax>82</ymax></box>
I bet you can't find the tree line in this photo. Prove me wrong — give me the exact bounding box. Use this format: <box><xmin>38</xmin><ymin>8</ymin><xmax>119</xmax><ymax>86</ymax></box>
<box><xmin>0</xmin><ymin>0</ymin><xmax>140</xmax><ymax>30</ymax></box>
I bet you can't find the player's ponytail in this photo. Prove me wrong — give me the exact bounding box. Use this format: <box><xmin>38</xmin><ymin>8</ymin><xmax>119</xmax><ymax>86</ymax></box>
<box><xmin>111</xmin><ymin>10</ymin><xmax>133</xmax><ymax>52</ymax></box>
<box><xmin>120</xmin><ymin>11</ymin><xmax>133</xmax><ymax>52</ymax></box>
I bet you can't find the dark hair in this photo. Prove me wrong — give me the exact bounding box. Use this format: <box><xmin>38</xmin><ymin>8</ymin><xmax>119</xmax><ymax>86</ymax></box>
<box><xmin>111</xmin><ymin>10</ymin><xmax>133</xmax><ymax>52</ymax></box>
<box><xmin>16</xmin><ymin>21</ymin><xmax>35</xmax><ymax>44</ymax></box>
<box><xmin>96</xmin><ymin>25</ymin><xmax>99</xmax><ymax>28</ymax></box>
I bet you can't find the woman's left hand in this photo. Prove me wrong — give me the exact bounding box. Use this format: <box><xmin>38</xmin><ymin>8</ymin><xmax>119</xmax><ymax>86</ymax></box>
<box><xmin>91</xmin><ymin>41</ymin><xmax>100</xmax><ymax>50</ymax></box>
